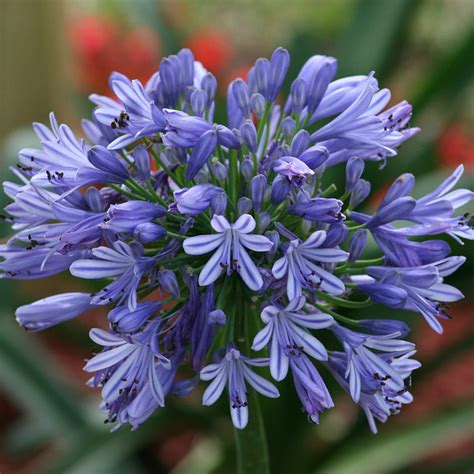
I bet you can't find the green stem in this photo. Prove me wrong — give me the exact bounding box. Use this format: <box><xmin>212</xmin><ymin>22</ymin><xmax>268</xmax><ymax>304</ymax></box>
<box><xmin>233</xmin><ymin>288</ymin><xmax>270</xmax><ymax>474</ymax></box>
<box><xmin>316</xmin><ymin>291</ymin><xmax>372</xmax><ymax>309</ymax></box>
<box><xmin>228</xmin><ymin>149</ymin><xmax>239</xmax><ymax>217</ymax></box>
<box><xmin>313</xmin><ymin>303</ymin><xmax>360</xmax><ymax>327</ymax></box>
<box><xmin>234</xmin><ymin>391</ymin><xmax>270</xmax><ymax>474</ymax></box>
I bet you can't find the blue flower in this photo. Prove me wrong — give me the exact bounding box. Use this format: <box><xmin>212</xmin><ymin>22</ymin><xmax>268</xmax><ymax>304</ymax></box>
<box><xmin>272</xmin><ymin>230</ymin><xmax>348</xmax><ymax>298</ymax></box>
<box><xmin>1</xmin><ymin>43</ymin><xmax>469</xmax><ymax>434</ymax></box>
<box><xmin>183</xmin><ymin>214</ymin><xmax>273</xmax><ymax>290</ymax></box>
<box><xmin>16</xmin><ymin>292</ymin><xmax>95</xmax><ymax>331</ymax></box>
<box><xmin>200</xmin><ymin>346</ymin><xmax>279</xmax><ymax>429</ymax></box>
<box><xmin>288</xmin><ymin>196</ymin><xmax>345</xmax><ymax>224</ymax></box>
<box><xmin>353</xmin><ymin>257</ymin><xmax>465</xmax><ymax>333</ymax></box>
<box><xmin>108</xmin><ymin>301</ymin><xmax>162</xmax><ymax>333</ymax></box>
<box><xmin>173</xmin><ymin>184</ymin><xmax>222</xmax><ymax>216</ymax></box>
<box><xmin>289</xmin><ymin>353</ymin><xmax>334</xmax><ymax>424</ymax></box>
<box><xmin>252</xmin><ymin>297</ymin><xmax>333</xmax><ymax>380</ymax></box>
<box><xmin>101</xmin><ymin>201</ymin><xmax>165</xmax><ymax>234</ymax></box>
<box><xmin>330</xmin><ymin>323</ymin><xmax>416</xmax><ymax>403</ymax></box>
<box><xmin>273</xmin><ymin>156</ymin><xmax>314</xmax><ymax>185</ymax></box>
<box><xmin>70</xmin><ymin>241</ymin><xmax>155</xmax><ymax>310</ymax></box>
<box><xmin>92</xmin><ymin>73</ymin><xmax>165</xmax><ymax>150</ymax></box>
<box><xmin>328</xmin><ymin>330</ymin><xmax>420</xmax><ymax>433</ymax></box>
<box><xmin>403</xmin><ymin>165</ymin><xmax>473</xmax><ymax>242</ymax></box>
<box><xmin>84</xmin><ymin>321</ymin><xmax>171</xmax><ymax>425</ymax></box>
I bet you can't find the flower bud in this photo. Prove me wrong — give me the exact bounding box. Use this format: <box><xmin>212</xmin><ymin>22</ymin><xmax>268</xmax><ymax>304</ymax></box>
<box><xmin>133</xmin><ymin>222</ymin><xmax>167</xmax><ymax>244</ymax></box>
<box><xmin>250</xmin><ymin>93</ymin><xmax>265</xmax><ymax>118</ymax></box>
<box><xmin>348</xmin><ymin>229</ymin><xmax>367</xmax><ymax>263</ymax></box>
<box><xmin>251</xmin><ymin>174</ymin><xmax>267</xmax><ymax>211</ymax></box>
<box><xmin>271</xmin><ymin>175</ymin><xmax>291</xmax><ymax>204</ymax></box>
<box><xmin>208</xmin><ymin>309</ymin><xmax>226</xmax><ymax>326</ymax></box>
<box><xmin>281</xmin><ymin>117</ymin><xmax>296</xmax><ymax>140</ymax></box>
<box><xmin>190</xmin><ymin>89</ymin><xmax>207</xmax><ymax>117</ymax></box>
<box><xmin>174</xmin><ymin>184</ymin><xmax>221</xmax><ymax>215</ymax></box>
<box><xmin>240</xmin><ymin>120</ymin><xmax>258</xmax><ymax>153</ymax></box>
<box><xmin>231</xmin><ymin>79</ymin><xmax>250</xmax><ymax>117</ymax></box>
<box><xmin>211</xmin><ymin>160</ymin><xmax>227</xmax><ymax>183</ymax></box>
<box><xmin>358</xmin><ymin>319</ymin><xmax>410</xmax><ymax>338</ymax></box>
<box><xmin>160</xmin><ymin>55</ymin><xmax>181</xmax><ymax>106</ymax></box>
<box><xmin>290</xmin><ymin>78</ymin><xmax>307</xmax><ymax>115</ymax></box>
<box><xmin>240</xmin><ymin>158</ymin><xmax>254</xmax><ymax>181</ymax></box>
<box><xmin>158</xmin><ymin>269</ymin><xmax>180</xmax><ymax>297</ymax></box>
<box><xmin>108</xmin><ymin>301</ymin><xmax>161</xmax><ymax>333</ymax></box>
<box><xmin>267</xmin><ymin>47</ymin><xmax>290</xmax><ymax>102</ymax></box>
<box><xmin>177</xmin><ymin>48</ymin><xmax>195</xmax><ymax>87</ymax></box>
<box><xmin>299</xmin><ymin>145</ymin><xmax>328</xmax><ymax>170</ymax></box>
<box><xmin>237</xmin><ymin>197</ymin><xmax>253</xmax><ymax>215</ymax></box>
<box><xmin>349</xmin><ymin>179</ymin><xmax>371</xmax><ymax>209</ymax></box>
<box><xmin>201</xmin><ymin>72</ymin><xmax>217</xmax><ymax>107</ymax></box>
<box><xmin>257</xmin><ymin>212</ymin><xmax>271</xmax><ymax>233</ymax></box>
<box><xmin>186</xmin><ymin>129</ymin><xmax>218</xmax><ymax>180</ymax></box>
<box><xmin>346</xmin><ymin>157</ymin><xmax>365</xmax><ymax>192</ymax></box>
<box><xmin>211</xmin><ymin>192</ymin><xmax>227</xmax><ymax>216</ymax></box>
<box><xmin>255</xmin><ymin>58</ymin><xmax>270</xmax><ymax>98</ymax></box>
<box><xmin>291</xmin><ymin>130</ymin><xmax>310</xmax><ymax>157</ymax></box>
<box><xmin>133</xmin><ymin>144</ymin><xmax>151</xmax><ymax>180</ymax></box>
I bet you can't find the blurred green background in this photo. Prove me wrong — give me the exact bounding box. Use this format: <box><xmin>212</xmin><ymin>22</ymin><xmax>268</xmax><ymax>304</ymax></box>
<box><xmin>0</xmin><ymin>0</ymin><xmax>473</xmax><ymax>473</ymax></box>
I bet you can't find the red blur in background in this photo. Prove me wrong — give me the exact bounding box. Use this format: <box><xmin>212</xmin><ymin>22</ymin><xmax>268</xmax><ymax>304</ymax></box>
<box><xmin>69</xmin><ymin>15</ymin><xmax>161</xmax><ymax>94</ymax></box>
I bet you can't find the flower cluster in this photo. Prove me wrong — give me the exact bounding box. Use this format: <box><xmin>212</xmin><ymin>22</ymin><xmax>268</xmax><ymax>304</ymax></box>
<box><xmin>2</xmin><ymin>47</ymin><xmax>472</xmax><ymax>433</ymax></box>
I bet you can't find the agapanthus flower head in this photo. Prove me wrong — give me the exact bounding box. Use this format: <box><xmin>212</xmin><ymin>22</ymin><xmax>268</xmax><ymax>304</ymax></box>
<box><xmin>1</xmin><ymin>46</ymin><xmax>471</xmax><ymax>435</ymax></box>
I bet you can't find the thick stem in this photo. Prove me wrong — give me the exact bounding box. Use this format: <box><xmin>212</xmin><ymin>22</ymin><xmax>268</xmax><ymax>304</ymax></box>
<box><xmin>233</xmin><ymin>288</ymin><xmax>270</xmax><ymax>474</ymax></box>
<box><xmin>234</xmin><ymin>390</ymin><xmax>270</xmax><ymax>474</ymax></box>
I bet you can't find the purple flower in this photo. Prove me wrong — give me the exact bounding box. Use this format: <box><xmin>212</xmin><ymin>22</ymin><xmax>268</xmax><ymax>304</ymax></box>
<box><xmin>92</xmin><ymin>73</ymin><xmax>165</xmax><ymax>150</ymax></box>
<box><xmin>173</xmin><ymin>184</ymin><xmax>222</xmax><ymax>216</ymax></box>
<box><xmin>273</xmin><ymin>156</ymin><xmax>314</xmax><ymax>185</ymax></box>
<box><xmin>330</xmin><ymin>323</ymin><xmax>416</xmax><ymax>403</ymax></box>
<box><xmin>84</xmin><ymin>321</ymin><xmax>171</xmax><ymax>424</ymax></box>
<box><xmin>70</xmin><ymin>241</ymin><xmax>155</xmax><ymax>310</ymax></box>
<box><xmin>101</xmin><ymin>201</ymin><xmax>166</xmax><ymax>234</ymax></box>
<box><xmin>252</xmin><ymin>297</ymin><xmax>333</xmax><ymax>380</ymax></box>
<box><xmin>288</xmin><ymin>197</ymin><xmax>345</xmax><ymax>224</ymax></box>
<box><xmin>200</xmin><ymin>346</ymin><xmax>279</xmax><ymax>429</ymax></box>
<box><xmin>183</xmin><ymin>214</ymin><xmax>273</xmax><ymax>290</ymax></box>
<box><xmin>290</xmin><ymin>354</ymin><xmax>334</xmax><ymax>424</ymax></box>
<box><xmin>108</xmin><ymin>301</ymin><xmax>162</xmax><ymax>333</ymax></box>
<box><xmin>353</xmin><ymin>257</ymin><xmax>465</xmax><ymax>333</ymax></box>
<box><xmin>272</xmin><ymin>230</ymin><xmax>348</xmax><ymax>298</ymax></box>
<box><xmin>328</xmin><ymin>326</ymin><xmax>420</xmax><ymax>433</ymax></box>
<box><xmin>16</xmin><ymin>292</ymin><xmax>95</xmax><ymax>331</ymax></box>
<box><xmin>404</xmin><ymin>165</ymin><xmax>473</xmax><ymax>242</ymax></box>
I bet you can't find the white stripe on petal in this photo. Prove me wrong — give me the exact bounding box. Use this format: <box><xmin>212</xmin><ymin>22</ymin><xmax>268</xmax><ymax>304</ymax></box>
<box><xmin>242</xmin><ymin>364</ymin><xmax>279</xmax><ymax>398</ymax></box>
<box><xmin>183</xmin><ymin>234</ymin><xmax>224</xmax><ymax>255</ymax></box>
<box><xmin>232</xmin><ymin>213</ymin><xmax>256</xmax><ymax>234</ymax></box>
<box><xmin>198</xmin><ymin>244</ymin><xmax>226</xmax><ymax>286</ymax></box>
<box><xmin>202</xmin><ymin>367</ymin><xmax>227</xmax><ymax>406</ymax></box>
<box><xmin>237</xmin><ymin>245</ymin><xmax>263</xmax><ymax>291</ymax></box>
<box><xmin>238</xmin><ymin>233</ymin><xmax>273</xmax><ymax>252</ymax></box>
<box><xmin>84</xmin><ymin>344</ymin><xmax>135</xmax><ymax>372</ymax></box>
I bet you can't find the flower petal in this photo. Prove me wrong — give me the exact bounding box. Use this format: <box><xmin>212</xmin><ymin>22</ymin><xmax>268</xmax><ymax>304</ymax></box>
<box><xmin>242</xmin><ymin>364</ymin><xmax>279</xmax><ymax>398</ymax></box>
<box><xmin>238</xmin><ymin>233</ymin><xmax>273</xmax><ymax>252</ymax></box>
<box><xmin>202</xmin><ymin>366</ymin><xmax>227</xmax><ymax>406</ymax></box>
<box><xmin>233</xmin><ymin>213</ymin><xmax>256</xmax><ymax>234</ymax></box>
<box><xmin>183</xmin><ymin>233</ymin><xmax>224</xmax><ymax>255</ymax></box>
<box><xmin>236</xmin><ymin>245</ymin><xmax>263</xmax><ymax>291</ymax></box>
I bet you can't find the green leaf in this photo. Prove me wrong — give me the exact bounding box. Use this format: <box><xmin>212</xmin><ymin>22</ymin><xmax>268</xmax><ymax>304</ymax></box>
<box><xmin>317</xmin><ymin>404</ymin><xmax>474</xmax><ymax>474</ymax></box>
<box><xmin>411</xmin><ymin>29</ymin><xmax>474</xmax><ymax>114</ymax></box>
<box><xmin>44</xmin><ymin>422</ymin><xmax>158</xmax><ymax>474</ymax></box>
<box><xmin>0</xmin><ymin>318</ymin><xmax>94</xmax><ymax>439</ymax></box>
<box><xmin>337</xmin><ymin>0</ymin><xmax>420</xmax><ymax>80</ymax></box>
